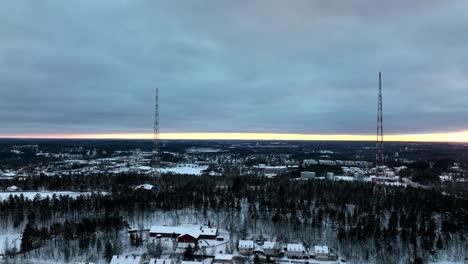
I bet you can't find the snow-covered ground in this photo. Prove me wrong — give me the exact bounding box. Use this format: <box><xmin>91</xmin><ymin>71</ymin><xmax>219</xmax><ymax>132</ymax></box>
<box><xmin>0</xmin><ymin>191</ymin><xmax>104</xmax><ymax>201</ymax></box>
<box><xmin>0</xmin><ymin>233</ymin><xmax>21</xmax><ymax>254</ymax></box>
<box><xmin>159</xmin><ymin>164</ymin><xmax>209</xmax><ymax>176</ymax></box>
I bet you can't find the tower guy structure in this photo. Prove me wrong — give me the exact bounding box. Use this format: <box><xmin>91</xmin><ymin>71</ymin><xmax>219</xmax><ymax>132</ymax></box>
<box><xmin>151</xmin><ymin>88</ymin><xmax>160</xmax><ymax>177</ymax></box>
<box><xmin>376</xmin><ymin>72</ymin><xmax>384</xmax><ymax>176</ymax></box>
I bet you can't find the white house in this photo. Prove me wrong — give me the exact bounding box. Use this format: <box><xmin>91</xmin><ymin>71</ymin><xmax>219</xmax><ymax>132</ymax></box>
<box><xmin>300</xmin><ymin>171</ymin><xmax>316</xmax><ymax>179</ymax></box>
<box><xmin>263</xmin><ymin>241</ymin><xmax>279</xmax><ymax>256</ymax></box>
<box><xmin>6</xmin><ymin>185</ymin><xmax>19</xmax><ymax>192</ymax></box>
<box><xmin>286</xmin><ymin>243</ymin><xmax>306</xmax><ymax>259</ymax></box>
<box><xmin>149</xmin><ymin>259</ymin><xmax>175</xmax><ymax>264</ymax></box>
<box><xmin>238</xmin><ymin>240</ymin><xmax>254</xmax><ymax>255</ymax></box>
<box><xmin>314</xmin><ymin>246</ymin><xmax>329</xmax><ymax>261</ymax></box>
<box><xmin>181</xmin><ymin>261</ymin><xmax>204</xmax><ymax>264</ymax></box>
<box><xmin>214</xmin><ymin>254</ymin><xmax>234</xmax><ymax>264</ymax></box>
<box><xmin>110</xmin><ymin>255</ymin><xmax>142</xmax><ymax>264</ymax></box>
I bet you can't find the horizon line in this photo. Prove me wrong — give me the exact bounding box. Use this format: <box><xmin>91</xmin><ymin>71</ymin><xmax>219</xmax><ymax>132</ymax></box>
<box><xmin>1</xmin><ymin>132</ymin><xmax>468</xmax><ymax>143</ymax></box>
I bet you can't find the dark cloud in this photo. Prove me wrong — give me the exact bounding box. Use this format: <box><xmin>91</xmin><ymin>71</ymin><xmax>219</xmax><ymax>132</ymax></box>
<box><xmin>0</xmin><ymin>0</ymin><xmax>467</xmax><ymax>135</ymax></box>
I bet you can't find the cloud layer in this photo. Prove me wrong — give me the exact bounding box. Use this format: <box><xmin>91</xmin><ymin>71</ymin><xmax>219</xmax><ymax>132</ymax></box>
<box><xmin>1</xmin><ymin>0</ymin><xmax>467</xmax><ymax>135</ymax></box>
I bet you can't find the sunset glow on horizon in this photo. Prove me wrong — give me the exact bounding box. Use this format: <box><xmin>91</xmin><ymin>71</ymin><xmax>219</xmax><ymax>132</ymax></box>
<box><xmin>1</xmin><ymin>132</ymin><xmax>468</xmax><ymax>143</ymax></box>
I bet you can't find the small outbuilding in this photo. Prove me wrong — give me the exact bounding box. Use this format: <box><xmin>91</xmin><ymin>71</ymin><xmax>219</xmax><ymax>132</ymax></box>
<box><xmin>214</xmin><ymin>254</ymin><xmax>234</xmax><ymax>264</ymax></box>
<box><xmin>6</xmin><ymin>185</ymin><xmax>19</xmax><ymax>192</ymax></box>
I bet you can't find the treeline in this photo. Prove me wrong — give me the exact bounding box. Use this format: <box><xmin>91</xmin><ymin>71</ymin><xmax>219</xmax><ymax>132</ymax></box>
<box><xmin>14</xmin><ymin>215</ymin><xmax>128</xmax><ymax>262</ymax></box>
<box><xmin>0</xmin><ymin>172</ymin><xmax>156</xmax><ymax>192</ymax></box>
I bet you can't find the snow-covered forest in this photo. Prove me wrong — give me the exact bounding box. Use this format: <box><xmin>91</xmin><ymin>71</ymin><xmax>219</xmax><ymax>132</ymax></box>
<box><xmin>0</xmin><ymin>173</ymin><xmax>467</xmax><ymax>263</ymax></box>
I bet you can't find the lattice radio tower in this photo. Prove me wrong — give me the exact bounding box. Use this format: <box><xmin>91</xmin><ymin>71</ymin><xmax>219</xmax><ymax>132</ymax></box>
<box><xmin>151</xmin><ymin>88</ymin><xmax>160</xmax><ymax>177</ymax></box>
<box><xmin>376</xmin><ymin>72</ymin><xmax>384</xmax><ymax>176</ymax></box>
<box><xmin>372</xmin><ymin>72</ymin><xmax>386</xmax><ymax>201</ymax></box>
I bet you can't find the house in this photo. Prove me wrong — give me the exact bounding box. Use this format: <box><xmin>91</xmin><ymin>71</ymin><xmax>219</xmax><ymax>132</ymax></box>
<box><xmin>214</xmin><ymin>254</ymin><xmax>234</xmax><ymax>264</ymax></box>
<box><xmin>286</xmin><ymin>243</ymin><xmax>306</xmax><ymax>259</ymax></box>
<box><xmin>181</xmin><ymin>261</ymin><xmax>204</xmax><ymax>264</ymax></box>
<box><xmin>238</xmin><ymin>240</ymin><xmax>254</xmax><ymax>255</ymax></box>
<box><xmin>110</xmin><ymin>255</ymin><xmax>142</xmax><ymax>264</ymax></box>
<box><xmin>134</xmin><ymin>183</ymin><xmax>154</xmax><ymax>191</ymax></box>
<box><xmin>6</xmin><ymin>185</ymin><xmax>19</xmax><ymax>192</ymax></box>
<box><xmin>314</xmin><ymin>246</ymin><xmax>329</xmax><ymax>261</ymax></box>
<box><xmin>149</xmin><ymin>258</ymin><xmax>175</xmax><ymax>264</ymax></box>
<box><xmin>263</xmin><ymin>241</ymin><xmax>279</xmax><ymax>256</ymax></box>
<box><xmin>300</xmin><ymin>171</ymin><xmax>316</xmax><ymax>179</ymax></box>
<box><xmin>149</xmin><ymin>225</ymin><xmax>218</xmax><ymax>242</ymax></box>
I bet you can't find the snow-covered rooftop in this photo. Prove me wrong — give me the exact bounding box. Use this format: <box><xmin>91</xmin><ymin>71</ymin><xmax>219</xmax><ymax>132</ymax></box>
<box><xmin>181</xmin><ymin>261</ymin><xmax>204</xmax><ymax>264</ymax></box>
<box><xmin>314</xmin><ymin>245</ymin><xmax>329</xmax><ymax>254</ymax></box>
<box><xmin>238</xmin><ymin>240</ymin><xmax>254</xmax><ymax>249</ymax></box>
<box><xmin>134</xmin><ymin>183</ymin><xmax>154</xmax><ymax>191</ymax></box>
<box><xmin>149</xmin><ymin>258</ymin><xmax>175</xmax><ymax>264</ymax></box>
<box><xmin>214</xmin><ymin>254</ymin><xmax>233</xmax><ymax>261</ymax></box>
<box><xmin>149</xmin><ymin>224</ymin><xmax>217</xmax><ymax>239</ymax></box>
<box><xmin>263</xmin><ymin>241</ymin><xmax>277</xmax><ymax>249</ymax></box>
<box><xmin>110</xmin><ymin>255</ymin><xmax>141</xmax><ymax>264</ymax></box>
<box><xmin>287</xmin><ymin>243</ymin><xmax>305</xmax><ymax>252</ymax></box>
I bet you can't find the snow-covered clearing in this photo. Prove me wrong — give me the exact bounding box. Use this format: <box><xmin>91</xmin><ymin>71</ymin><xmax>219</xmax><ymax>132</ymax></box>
<box><xmin>159</xmin><ymin>165</ymin><xmax>208</xmax><ymax>176</ymax></box>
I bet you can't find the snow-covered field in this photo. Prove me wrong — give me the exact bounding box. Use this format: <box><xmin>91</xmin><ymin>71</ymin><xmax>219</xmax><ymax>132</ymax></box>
<box><xmin>0</xmin><ymin>191</ymin><xmax>104</xmax><ymax>201</ymax></box>
<box><xmin>186</xmin><ymin>147</ymin><xmax>222</xmax><ymax>153</ymax></box>
<box><xmin>160</xmin><ymin>164</ymin><xmax>209</xmax><ymax>175</ymax></box>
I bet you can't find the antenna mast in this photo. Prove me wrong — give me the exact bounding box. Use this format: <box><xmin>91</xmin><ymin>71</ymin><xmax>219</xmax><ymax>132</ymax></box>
<box><xmin>151</xmin><ymin>88</ymin><xmax>160</xmax><ymax>177</ymax></box>
<box><xmin>376</xmin><ymin>72</ymin><xmax>384</xmax><ymax>176</ymax></box>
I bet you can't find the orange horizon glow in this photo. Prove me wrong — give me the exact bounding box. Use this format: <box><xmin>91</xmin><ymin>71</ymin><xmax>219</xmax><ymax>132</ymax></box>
<box><xmin>1</xmin><ymin>132</ymin><xmax>468</xmax><ymax>142</ymax></box>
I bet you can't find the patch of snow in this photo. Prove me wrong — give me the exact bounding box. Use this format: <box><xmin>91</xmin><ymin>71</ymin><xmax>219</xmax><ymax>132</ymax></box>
<box><xmin>159</xmin><ymin>164</ymin><xmax>208</xmax><ymax>175</ymax></box>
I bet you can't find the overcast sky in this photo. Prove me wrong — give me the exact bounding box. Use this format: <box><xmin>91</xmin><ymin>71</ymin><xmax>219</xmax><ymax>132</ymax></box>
<box><xmin>1</xmin><ymin>0</ymin><xmax>467</xmax><ymax>135</ymax></box>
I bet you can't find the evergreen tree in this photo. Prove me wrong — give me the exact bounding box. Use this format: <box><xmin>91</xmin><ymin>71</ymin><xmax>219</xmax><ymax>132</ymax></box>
<box><xmin>103</xmin><ymin>240</ymin><xmax>114</xmax><ymax>263</ymax></box>
<box><xmin>184</xmin><ymin>244</ymin><xmax>194</xmax><ymax>261</ymax></box>
<box><xmin>436</xmin><ymin>235</ymin><xmax>443</xmax><ymax>250</ymax></box>
<box><xmin>20</xmin><ymin>223</ymin><xmax>36</xmax><ymax>253</ymax></box>
<box><xmin>254</xmin><ymin>254</ymin><xmax>261</xmax><ymax>264</ymax></box>
<box><xmin>64</xmin><ymin>244</ymin><xmax>70</xmax><ymax>263</ymax></box>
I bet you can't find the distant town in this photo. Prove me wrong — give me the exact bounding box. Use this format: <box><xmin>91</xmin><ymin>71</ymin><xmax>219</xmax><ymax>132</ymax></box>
<box><xmin>1</xmin><ymin>140</ymin><xmax>466</xmax><ymax>195</ymax></box>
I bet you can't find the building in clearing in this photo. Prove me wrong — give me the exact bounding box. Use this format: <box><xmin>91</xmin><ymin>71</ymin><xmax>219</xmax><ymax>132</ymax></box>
<box><xmin>149</xmin><ymin>225</ymin><xmax>218</xmax><ymax>243</ymax></box>
<box><xmin>214</xmin><ymin>254</ymin><xmax>233</xmax><ymax>264</ymax></box>
<box><xmin>314</xmin><ymin>246</ymin><xmax>329</xmax><ymax>261</ymax></box>
<box><xmin>286</xmin><ymin>243</ymin><xmax>306</xmax><ymax>259</ymax></box>
<box><xmin>181</xmin><ymin>262</ymin><xmax>204</xmax><ymax>264</ymax></box>
<box><xmin>110</xmin><ymin>255</ymin><xmax>142</xmax><ymax>264</ymax></box>
<box><xmin>238</xmin><ymin>240</ymin><xmax>255</xmax><ymax>255</ymax></box>
<box><xmin>134</xmin><ymin>183</ymin><xmax>154</xmax><ymax>191</ymax></box>
<box><xmin>263</xmin><ymin>241</ymin><xmax>279</xmax><ymax>256</ymax></box>
<box><xmin>149</xmin><ymin>259</ymin><xmax>175</xmax><ymax>264</ymax></box>
<box><xmin>300</xmin><ymin>171</ymin><xmax>316</xmax><ymax>179</ymax></box>
<box><xmin>6</xmin><ymin>185</ymin><xmax>19</xmax><ymax>192</ymax></box>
